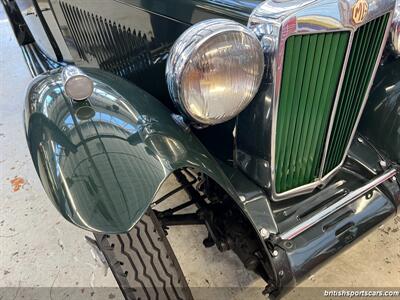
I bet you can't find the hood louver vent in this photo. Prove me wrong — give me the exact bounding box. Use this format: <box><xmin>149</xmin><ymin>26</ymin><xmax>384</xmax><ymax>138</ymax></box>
<box><xmin>60</xmin><ymin>1</ymin><xmax>155</xmax><ymax>78</ymax></box>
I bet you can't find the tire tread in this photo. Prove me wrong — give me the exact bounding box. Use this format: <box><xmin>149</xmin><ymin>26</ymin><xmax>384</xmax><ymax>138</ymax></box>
<box><xmin>94</xmin><ymin>210</ymin><xmax>193</xmax><ymax>300</ymax></box>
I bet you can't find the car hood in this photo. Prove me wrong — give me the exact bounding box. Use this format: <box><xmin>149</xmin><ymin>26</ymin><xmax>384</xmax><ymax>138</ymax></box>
<box><xmin>123</xmin><ymin>0</ymin><xmax>262</xmax><ymax>24</ymax></box>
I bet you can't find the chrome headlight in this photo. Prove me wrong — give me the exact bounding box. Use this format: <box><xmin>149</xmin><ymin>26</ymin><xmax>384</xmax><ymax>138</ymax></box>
<box><xmin>166</xmin><ymin>19</ymin><xmax>264</xmax><ymax>125</ymax></box>
<box><xmin>390</xmin><ymin>1</ymin><xmax>400</xmax><ymax>56</ymax></box>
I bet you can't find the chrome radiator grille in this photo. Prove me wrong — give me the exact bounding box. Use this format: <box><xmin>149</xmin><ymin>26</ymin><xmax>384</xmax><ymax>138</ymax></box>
<box><xmin>323</xmin><ymin>13</ymin><xmax>391</xmax><ymax>174</ymax></box>
<box><xmin>238</xmin><ymin>0</ymin><xmax>396</xmax><ymax>201</ymax></box>
<box><xmin>275</xmin><ymin>31</ymin><xmax>349</xmax><ymax>193</ymax></box>
<box><xmin>275</xmin><ymin>14</ymin><xmax>390</xmax><ymax>194</ymax></box>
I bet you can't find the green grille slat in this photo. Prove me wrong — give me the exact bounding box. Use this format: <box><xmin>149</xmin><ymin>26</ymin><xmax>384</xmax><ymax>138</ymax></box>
<box><xmin>275</xmin><ymin>32</ymin><xmax>349</xmax><ymax>193</ymax></box>
<box><xmin>275</xmin><ymin>14</ymin><xmax>389</xmax><ymax>195</ymax></box>
<box><xmin>323</xmin><ymin>14</ymin><xmax>390</xmax><ymax>174</ymax></box>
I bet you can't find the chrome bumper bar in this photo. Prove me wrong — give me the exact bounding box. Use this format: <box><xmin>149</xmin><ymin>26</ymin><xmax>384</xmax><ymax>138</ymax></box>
<box><xmin>280</xmin><ymin>168</ymin><xmax>397</xmax><ymax>240</ymax></box>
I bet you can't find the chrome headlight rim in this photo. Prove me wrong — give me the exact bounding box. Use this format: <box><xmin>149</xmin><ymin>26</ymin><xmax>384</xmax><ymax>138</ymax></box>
<box><xmin>390</xmin><ymin>1</ymin><xmax>400</xmax><ymax>56</ymax></box>
<box><xmin>166</xmin><ymin>19</ymin><xmax>264</xmax><ymax>125</ymax></box>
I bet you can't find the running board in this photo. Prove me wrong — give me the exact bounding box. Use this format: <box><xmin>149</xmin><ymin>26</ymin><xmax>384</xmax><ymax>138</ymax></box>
<box><xmin>280</xmin><ymin>168</ymin><xmax>397</xmax><ymax>240</ymax></box>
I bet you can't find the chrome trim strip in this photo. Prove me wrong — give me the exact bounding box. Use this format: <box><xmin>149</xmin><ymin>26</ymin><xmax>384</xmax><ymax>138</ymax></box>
<box><xmin>29</xmin><ymin>43</ymin><xmax>47</xmax><ymax>72</ymax></box>
<box><xmin>280</xmin><ymin>168</ymin><xmax>398</xmax><ymax>240</ymax></box>
<box><xmin>318</xmin><ymin>30</ymin><xmax>355</xmax><ymax>179</ymax></box>
<box><xmin>244</xmin><ymin>0</ymin><xmax>396</xmax><ymax>201</ymax></box>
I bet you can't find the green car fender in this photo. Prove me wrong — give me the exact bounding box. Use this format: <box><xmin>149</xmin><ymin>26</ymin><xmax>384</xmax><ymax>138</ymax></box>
<box><xmin>24</xmin><ymin>67</ymin><xmax>244</xmax><ymax>233</ymax></box>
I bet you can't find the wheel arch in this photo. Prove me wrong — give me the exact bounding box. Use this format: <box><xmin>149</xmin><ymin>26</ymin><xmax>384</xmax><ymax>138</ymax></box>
<box><xmin>24</xmin><ymin>67</ymin><xmax>260</xmax><ymax>234</ymax></box>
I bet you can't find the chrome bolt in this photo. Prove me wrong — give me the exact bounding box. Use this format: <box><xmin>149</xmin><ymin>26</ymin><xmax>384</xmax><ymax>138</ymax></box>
<box><xmin>379</xmin><ymin>160</ymin><xmax>387</xmax><ymax>169</ymax></box>
<box><xmin>259</xmin><ymin>228</ymin><xmax>270</xmax><ymax>239</ymax></box>
<box><xmin>391</xmin><ymin>176</ymin><xmax>397</xmax><ymax>182</ymax></box>
<box><xmin>357</xmin><ymin>137</ymin><xmax>364</xmax><ymax>143</ymax></box>
<box><xmin>171</xmin><ymin>114</ymin><xmax>190</xmax><ymax>132</ymax></box>
<box><xmin>272</xmin><ymin>250</ymin><xmax>279</xmax><ymax>257</ymax></box>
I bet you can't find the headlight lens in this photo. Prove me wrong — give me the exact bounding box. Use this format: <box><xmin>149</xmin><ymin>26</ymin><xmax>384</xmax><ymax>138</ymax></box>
<box><xmin>166</xmin><ymin>19</ymin><xmax>264</xmax><ymax>125</ymax></box>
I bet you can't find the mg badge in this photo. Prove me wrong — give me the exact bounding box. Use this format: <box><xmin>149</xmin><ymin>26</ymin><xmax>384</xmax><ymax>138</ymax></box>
<box><xmin>352</xmin><ymin>0</ymin><xmax>369</xmax><ymax>24</ymax></box>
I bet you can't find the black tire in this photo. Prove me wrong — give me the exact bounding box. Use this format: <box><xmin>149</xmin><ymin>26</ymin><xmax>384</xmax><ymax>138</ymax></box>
<box><xmin>94</xmin><ymin>209</ymin><xmax>193</xmax><ymax>300</ymax></box>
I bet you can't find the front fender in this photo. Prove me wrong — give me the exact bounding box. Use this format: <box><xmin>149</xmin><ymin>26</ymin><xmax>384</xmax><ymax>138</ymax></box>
<box><xmin>24</xmin><ymin>68</ymin><xmax>238</xmax><ymax>233</ymax></box>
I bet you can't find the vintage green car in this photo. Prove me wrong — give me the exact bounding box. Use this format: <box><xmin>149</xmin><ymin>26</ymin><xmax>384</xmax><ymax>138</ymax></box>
<box><xmin>3</xmin><ymin>0</ymin><xmax>400</xmax><ymax>298</ymax></box>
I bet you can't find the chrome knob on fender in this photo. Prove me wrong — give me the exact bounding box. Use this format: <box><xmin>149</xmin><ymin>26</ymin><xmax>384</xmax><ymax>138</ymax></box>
<box><xmin>62</xmin><ymin>66</ymin><xmax>94</xmax><ymax>101</ymax></box>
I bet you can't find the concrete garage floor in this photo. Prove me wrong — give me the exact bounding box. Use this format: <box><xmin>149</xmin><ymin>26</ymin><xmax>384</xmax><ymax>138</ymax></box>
<box><xmin>0</xmin><ymin>6</ymin><xmax>399</xmax><ymax>300</ymax></box>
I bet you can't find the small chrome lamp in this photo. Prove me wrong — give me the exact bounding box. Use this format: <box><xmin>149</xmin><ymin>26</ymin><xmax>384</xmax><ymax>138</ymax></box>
<box><xmin>62</xmin><ymin>66</ymin><xmax>94</xmax><ymax>101</ymax></box>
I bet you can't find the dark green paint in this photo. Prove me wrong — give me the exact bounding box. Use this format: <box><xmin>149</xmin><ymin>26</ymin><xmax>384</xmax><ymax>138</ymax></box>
<box><xmin>359</xmin><ymin>56</ymin><xmax>400</xmax><ymax>163</ymax></box>
<box><xmin>121</xmin><ymin>0</ymin><xmax>261</xmax><ymax>25</ymax></box>
<box><xmin>275</xmin><ymin>32</ymin><xmax>349</xmax><ymax>193</ymax></box>
<box><xmin>33</xmin><ymin>0</ymin><xmax>400</xmax><ymax>188</ymax></box>
<box><xmin>50</xmin><ymin>0</ymin><xmax>260</xmax><ymax>163</ymax></box>
<box><xmin>324</xmin><ymin>14</ymin><xmax>390</xmax><ymax>174</ymax></box>
<box><xmin>219</xmin><ymin>163</ymin><xmax>278</xmax><ymax>234</ymax></box>
<box><xmin>285</xmin><ymin>188</ymin><xmax>395</xmax><ymax>284</ymax></box>
<box><xmin>24</xmin><ymin>67</ymin><xmax>240</xmax><ymax>233</ymax></box>
<box><xmin>17</xmin><ymin>2</ymin><xmax>400</xmax><ymax>291</ymax></box>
